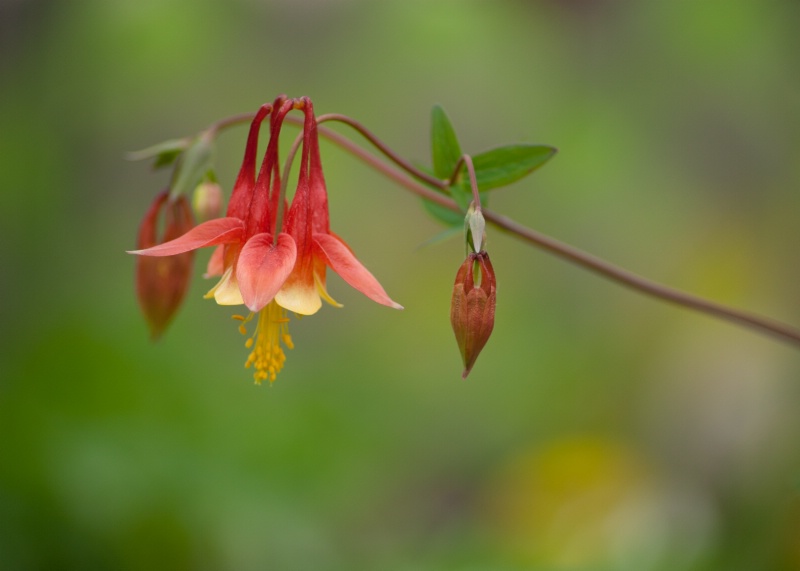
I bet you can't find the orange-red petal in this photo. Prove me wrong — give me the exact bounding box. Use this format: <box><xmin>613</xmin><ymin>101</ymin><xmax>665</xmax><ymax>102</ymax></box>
<box><xmin>313</xmin><ymin>233</ymin><xmax>402</xmax><ymax>310</ymax></box>
<box><xmin>128</xmin><ymin>217</ymin><xmax>245</xmax><ymax>257</ymax></box>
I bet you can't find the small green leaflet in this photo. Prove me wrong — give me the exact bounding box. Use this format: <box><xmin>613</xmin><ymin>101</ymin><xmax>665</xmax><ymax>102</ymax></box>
<box><xmin>169</xmin><ymin>134</ymin><xmax>214</xmax><ymax>199</ymax></box>
<box><xmin>424</xmin><ymin>105</ymin><xmax>557</xmax><ymax>237</ymax></box>
<box><xmin>430</xmin><ymin>104</ymin><xmax>463</xmax><ymax>181</ymax></box>
<box><xmin>421</xmin><ymin>197</ymin><xmax>464</xmax><ymax>227</ymax></box>
<box><xmin>471</xmin><ymin>144</ymin><xmax>557</xmax><ymax>191</ymax></box>
<box><xmin>126</xmin><ymin>138</ymin><xmax>189</xmax><ymax>170</ymax></box>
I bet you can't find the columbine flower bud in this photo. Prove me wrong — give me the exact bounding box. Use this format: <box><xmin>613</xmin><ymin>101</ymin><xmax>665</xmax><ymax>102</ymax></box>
<box><xmin>450</xmin><ymin>251</ymin><xmax>496</xmax><ymax>378</ymax></box>
<box><xmin>192</xmin><ymin>181</ymin><xmax>223</xmax><ymax>222</ymax></box>
<box><xmin>135</xmin><ymin>191</ymin><xmax>195</xmax><ymax>339</ymax></box>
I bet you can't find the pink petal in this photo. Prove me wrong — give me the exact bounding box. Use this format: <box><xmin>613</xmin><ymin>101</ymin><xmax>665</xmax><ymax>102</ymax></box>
<box><xmin>128</xmin><ymin>217</ymin><xmax>244</xmax><ymax>257</ymax></box>
<box><xmin>313</xmin><ymin>233</ymin><xmax>402</xmax><ymax>309</ymax></box>
<box><xmin>237</xmin><ymin>232</ymin><xmax>297</xmax><ymax>312</ymax></box>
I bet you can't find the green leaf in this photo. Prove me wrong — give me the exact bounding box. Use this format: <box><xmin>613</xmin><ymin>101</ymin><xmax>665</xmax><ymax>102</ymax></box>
<box><xmin>416</xmin><ymin>225</ymin><xmax>463</xmax><ymax>249</ymax></box>
<box><xmin>421</xmin><ymin>197</ymin><xmax>463</xmax><ymax>227</ymax></box>
<box><xmin>472</xmin><ymin>144</ymin><xmax>557</xmax><ymax>191</ymax></box>
<box><xmin>126</xmin><ymin>138</ymin><xmax>189</xmax><ymax>170</ymax></box>
<box><xmin>453</xmin><ymin>180</ymin><xmax>491</xmax><ymax>209</ymax></box>
<box><xmin>153</xmin><ymin>149</ymin><xmax>184</xmax><ymax>169</ymax></box>
<box><xmin>431</xmin><ymin>105</ymin><xmax>463</xmax><ymax>180</ymax></box>
<box><xmin>169</xmin><ymin>134</ymin><xmax>214</xmax><ymax>199</ymax></box>
<box><xmin>449</xmin><ymin>182</ymin><xmax>473</xmax><ymax>212</ymax></box>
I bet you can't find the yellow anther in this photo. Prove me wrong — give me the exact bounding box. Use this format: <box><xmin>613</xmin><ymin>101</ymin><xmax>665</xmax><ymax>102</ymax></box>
<box><xmin>239</xmin><ymin>301</ymin><xmax>294</xmax><ymax>384</ymax></box>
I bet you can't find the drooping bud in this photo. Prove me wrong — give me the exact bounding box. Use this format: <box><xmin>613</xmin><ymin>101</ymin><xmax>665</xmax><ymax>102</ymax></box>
<box><xmin>192</xmin><ymin>181</ymin><xmax>223</xmax><ymax>222</ymax></box>
<box><xmin>450</xmin><ymin>251</ymin><xmax>496</xmax><ymax>378</ymax></box>
<box><xmin>135</xmin><ymin>190</ymin><xmax>196</xmax><ymax>339</ymax></box>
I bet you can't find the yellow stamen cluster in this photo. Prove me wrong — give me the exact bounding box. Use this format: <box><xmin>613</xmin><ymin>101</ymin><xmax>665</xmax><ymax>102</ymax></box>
<box><xmin>233</xmin><ymin>301</ymin><xmax>294</xmax><ymax>384</ymax></box>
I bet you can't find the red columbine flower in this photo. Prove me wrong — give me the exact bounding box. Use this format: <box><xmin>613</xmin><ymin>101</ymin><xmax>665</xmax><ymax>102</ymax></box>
<box><xmin>233</xmin><ymin>98</ymin><xmax>402</xmax><ymax>383</ymax></box>
<box><xmin>204</xmin><ymin>97</ymin><xmax>300</xmax><ymax>311</ymax></box>
<box><xmin>130</xmin><ymin>96</ymin><xmax>401</xmax><ymax>384</ymax></box>
<box><xmin>129</xmin><ymin>99</ymin><xmax>300</xmax><ymax>383</ymax></box>
<box><xmin>273</xmin><ymin>98</ymin><xmax>403</xmax><ymax>315</ymax></box>
<box><xmin>135</xmin><ymin>190</ymin><xmax>195</xmax><ymax>339</ymax></box>
<box><xmin>450</xmin><ymin>251</ymin><xmax>496</xmax><ymax>378</ymax></box>
<box><xmin>129</xmin><ymin>99</ymin><xmax>297</xmax><ymax>311</ymax></box>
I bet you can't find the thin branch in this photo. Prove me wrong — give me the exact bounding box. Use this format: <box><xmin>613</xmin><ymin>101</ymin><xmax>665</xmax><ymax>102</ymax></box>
<box><xmin>206</xmin><ymin>112</ymin><xmax>257</xmax><ymax>136</ymax></box>
<box><xmin>449</xmin><ymin>154</ymin><xmax>482</xmax><ymax>208</ymax></box>
<box><xmin>464</xmin><ymin>156</ymin><xmax>480</xmax><ymax>207</ymax></box>
<box><xmin>194</xmin><ymin>109</ymin><xmax>800</xmax><ymax>348</ymax></box>
<box><xmin>313</xmin><ymin>113</ymin><xmax>446</xmax><ymax>189</ymax></box>
<box><xmin>311</xmin><ymin>120</ymin><xmax>800</xmax><ymax>348</ymax></box>
<box><xmin>482</xmin><ymin>210</ymin><xmax>800</xmax><ymax>346</ymax></box>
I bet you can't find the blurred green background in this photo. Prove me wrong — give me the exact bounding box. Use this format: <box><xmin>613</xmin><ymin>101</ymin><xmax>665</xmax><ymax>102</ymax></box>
<box><xmin>2</xmin><ymin>0</ymin><xmax>800</xmax><ymax>569</ymax></box>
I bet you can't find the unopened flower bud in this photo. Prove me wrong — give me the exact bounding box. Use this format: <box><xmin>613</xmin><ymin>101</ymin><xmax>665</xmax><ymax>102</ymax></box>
<box><xmin>450</xmin><ymin>251</ymin><xmax>496</xmax><ymax>378</ymax></box>
<box><xmin>135</xmin><ymin>191</ymin><xmax>195</xmax><ymax>339</ymax></box>
<box><xmin>192</xmin><ymin>181</ymin><xmax>223</xmax><ymax>222</ymax></box>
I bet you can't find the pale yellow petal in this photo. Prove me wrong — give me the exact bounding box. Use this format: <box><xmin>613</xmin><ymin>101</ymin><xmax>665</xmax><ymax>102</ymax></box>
<box><xmin>205</xmin><ymin>266</ymin><xmax>244</xmax><ymax>306</ymax></box>
<box><xmin>315</xmin><ymin>272</ymin><xmax>343</xmax><ymax>308</ymax></box>
<box><xmin>275</xmin><ymin>282</ymin><xmax>321</xmax><ymax>316</ymax></box>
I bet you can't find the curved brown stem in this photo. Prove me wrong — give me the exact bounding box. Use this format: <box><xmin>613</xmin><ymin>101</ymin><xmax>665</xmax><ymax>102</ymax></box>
<box><xmin>206</xmin><ymin>112</ymin><xmax>257</xmax><ymax>136</ymax></box>
<box><xmin>310</xmin><ymin>120</ymin><xmax>800</xmax><ymax>348</ymax></box>
<box><xmin>447</xmin><ymin>154</ymin><xmax>482</xmax><ymax>208</ymax></box>
<box><xmin>482</xmin><ymin>210</ymin><xmax>800</xmax><ymax>346</ymax></box>
<box><xmin>313</xmin><ymin>113</ymin><xmax>446</xmax><ymax>189</ymax></box>
<box><xmin>193</xmin><ymin>109</ymin><xmax>800</xmax><ymax>348</ymax></box>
